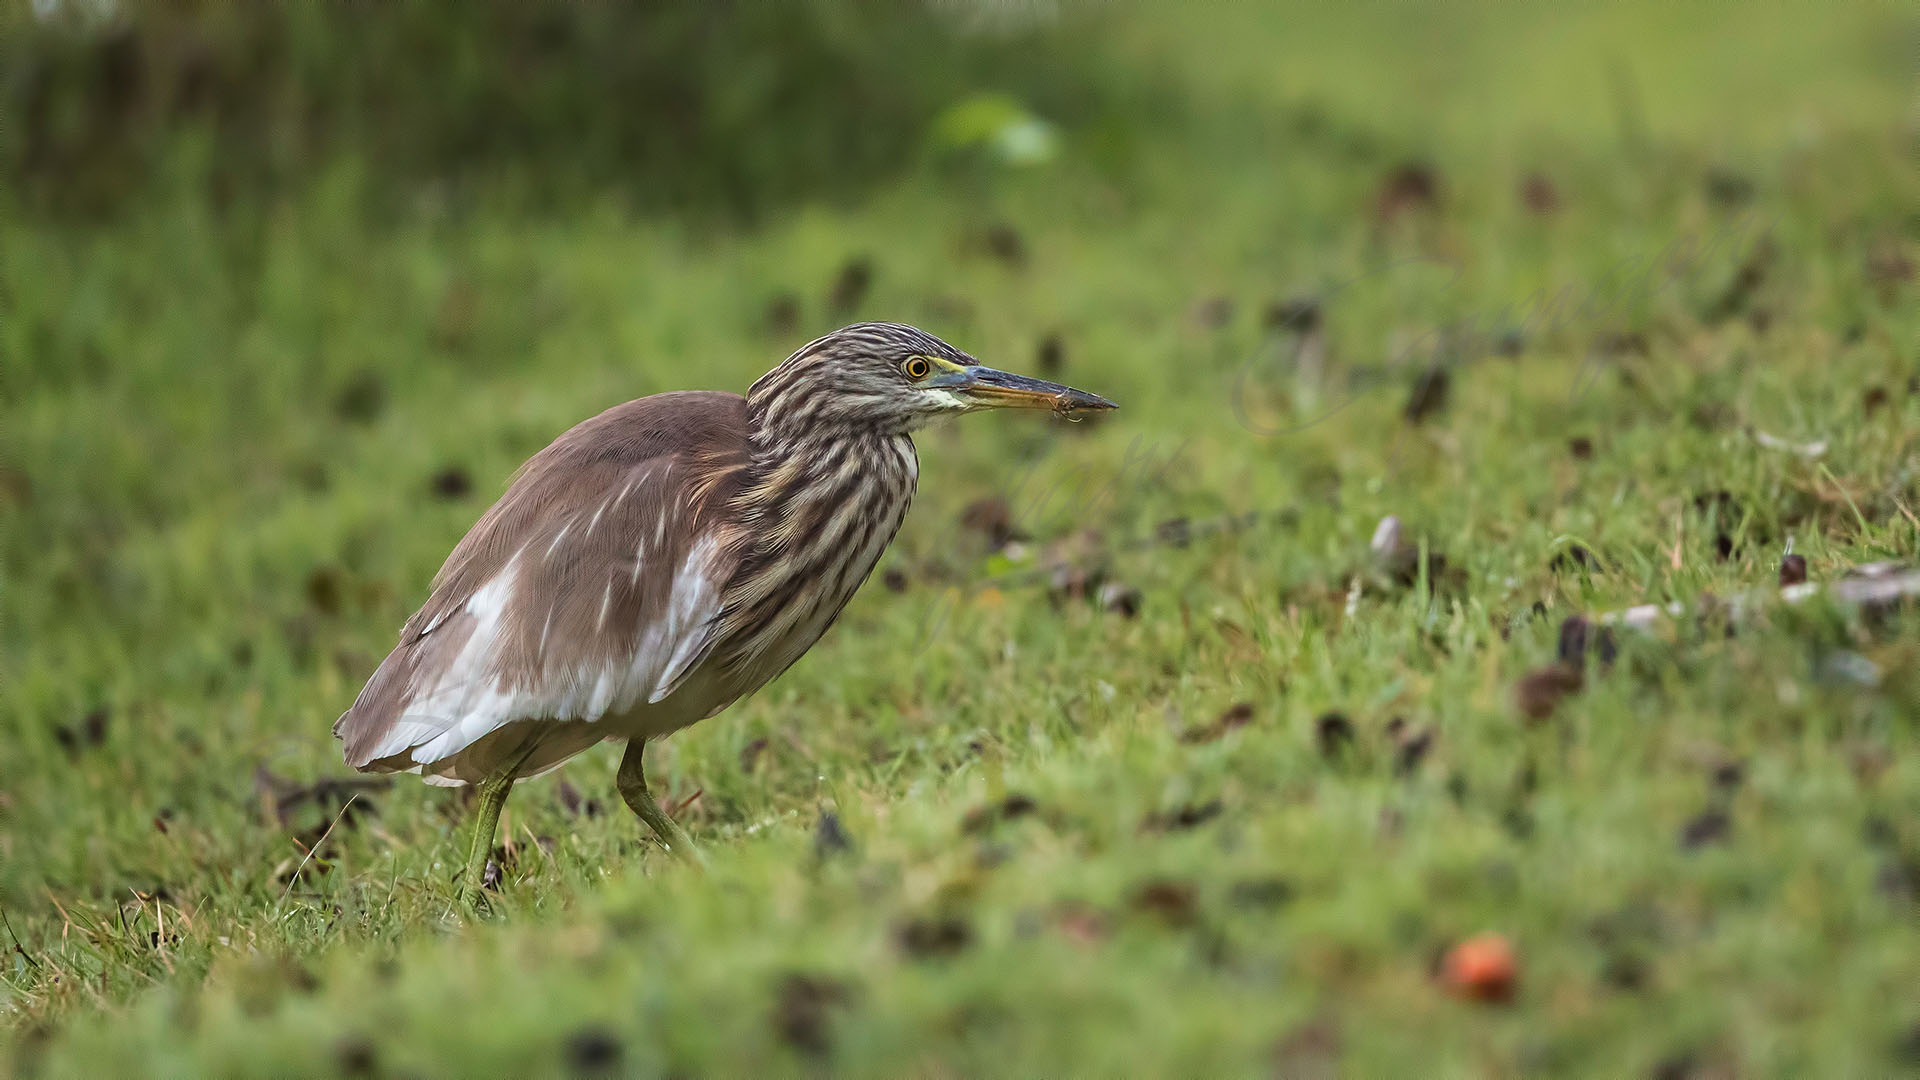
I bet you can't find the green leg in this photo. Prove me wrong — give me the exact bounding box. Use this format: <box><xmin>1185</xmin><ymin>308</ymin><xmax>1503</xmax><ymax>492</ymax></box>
<box><xmin>617</xmin><ymin>738</ymin><xmax>704</xmax><ymax>866</ymax></box>
<box><xmin>459</xmin><ymin>770</ymin><xmax>515</xmax><ymax>905</ymax></box>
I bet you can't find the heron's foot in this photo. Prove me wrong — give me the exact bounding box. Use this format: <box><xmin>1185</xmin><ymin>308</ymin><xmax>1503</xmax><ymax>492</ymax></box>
<box><xmin>617</xmin><ymin>740</ymin><xmax>707</xmax><ymax>868</ymax></box>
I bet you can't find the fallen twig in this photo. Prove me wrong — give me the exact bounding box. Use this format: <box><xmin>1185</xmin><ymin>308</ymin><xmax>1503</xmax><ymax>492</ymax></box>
<box><xmin>1596</xmin><ymin>562</ymin><xmax>1920</xmax><ymax>630</ymax></box>
<box><xmin>1747</xmin><ymin>427</ymin><xmax>1827</xmax><ymax>458</ymax></box>
<box><xmin>277</xmin><ymin>793</ymin><xmax>360</xmax><ymax>905</ymax></box>
<box><xmin>0</xmin><ymin>903</ymin><xmax>38</xmax><ymax>971</ymax></box>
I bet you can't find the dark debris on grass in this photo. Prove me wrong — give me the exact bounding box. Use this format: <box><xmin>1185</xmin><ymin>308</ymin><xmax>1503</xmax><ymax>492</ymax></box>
<box><xmin>772</xmin><ymin>973</ymin><xmax>855</xmax><ymax>1057</ymax></box>
<box><xmin>1515</xmin><ymin>663</ymin><xmax>1584</xmax><ymax>723</ymax></box>
<box><xmin>564</xmin><ymin>1026</ymin><xmax>624</xmax><ymax>1074</ymax></box>
<box><xmin>961</xmin><ymin>792</ymin><xmax>1041</xmax><ymax>834</ymax></box>
<box><xmin>52</xmin><ymin>707</ymin><xmax>110</xmax><ymax>756</ymax></box>
<box><xmin>428</xmin><ymin>465</ymin><xmax>472</xmax><ymax>500</ymax></box>
<box><xmin>1142</xmin><ymin>799</ymin><xmax>1223</xmax><ymax>832</ymax></box>
<box><xmin>896</xmin><ymin>917</ymin><xmax>973</xmax><ymax>959</ymax></box>
<box><xmin>1179</xmin><ymin>702</ymin><xmax>1255</xmax><ymax>745</ymax></box>
<box><xmin>1131</xmin><ymin>879</ymin><xmax>1200</xmax><ymax>928</ymax></box>
<box><xmin>813</xmin><ymin>810</ymin><xmax>853</xmax><ymax>859</ymax></box>
<box><xmin>827</xmin><ymin>256</ymin><xmax>873</xmax><ymax>317</ymax></box>
<box><xmin>1314</xmin><ymin>711</ymin><xmax>1355</xmax><ymax>758</ymax></box>
<box><xmin>1678</xmin><ymin>809</ymin><xmax>1732</xmax><ymax>851</ymax></box>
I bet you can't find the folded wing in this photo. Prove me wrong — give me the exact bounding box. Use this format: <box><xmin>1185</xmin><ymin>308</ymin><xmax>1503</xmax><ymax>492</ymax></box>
<box><xmin>333</xmin><ymin>391</ymin><xmax>750</xmax><ymax>776</ymax></box>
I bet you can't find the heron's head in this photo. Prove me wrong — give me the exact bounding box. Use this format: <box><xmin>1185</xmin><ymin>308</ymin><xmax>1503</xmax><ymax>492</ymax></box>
<box><xmin>748</xmin><ymin>322</ymin><xmax>1116</xmax><ymax>436</ymax></box>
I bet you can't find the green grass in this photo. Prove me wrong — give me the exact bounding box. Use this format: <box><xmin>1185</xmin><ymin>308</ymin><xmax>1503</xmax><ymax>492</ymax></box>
<box><xmin>5</xmin><ymin>5</ymin><xmax>1920</xmax><ymax>1076</ymax></box>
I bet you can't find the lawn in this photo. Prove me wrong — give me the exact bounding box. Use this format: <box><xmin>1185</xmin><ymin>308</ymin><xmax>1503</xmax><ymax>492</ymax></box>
<box><xmin>4</xmin><ymin>5</ymin><xmax>1919</xmax><ymax>1076</ymax></box>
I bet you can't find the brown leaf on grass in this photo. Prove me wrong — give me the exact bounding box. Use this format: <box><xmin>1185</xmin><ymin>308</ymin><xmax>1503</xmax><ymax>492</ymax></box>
<box><xmin>1679</xmin><ymin>809</ymin><xmax>1732</xmax><ymax>850</ymax></box>
<box><xmin>961</xmin><ymin>793</ymin><xmax>1040</xmax><ymax>834</ymax></box>
<box><xmin>1046</xmin><ymin>562</ymin><xmax>1105</xmax><ymax>606</ymax></box>
<box><xmin>1557</xmin><ymin>615</ymin><xmax>1617</xmax><ymax>668</ymax></box>
<box><xmin>1519</xmin><ymin>171</ymin><xmax>1560</xmax><ymax>214</ymax></box>
<box><xmin>1704</xmin><ymin>167</ymin><xmax>1754</xmax><ymax>207</ymax></box>
<box><xmin>428</xmin><ymin>465</ymin><xmax>471</xmax><ymax>500</ymax></box>
<box><xmin>738</xmin><ymin>736</ymin><xmax>771</xmax><ymax>774</ymax></box>
<box><xmin>53</xmin><ymin>707</ymin><xmax>110</xmax><ymax>756</ymax></box>
<box><xmin>977</xmin><ymin>222</ymin><xmax>1026</xmax><ymax>266</ymax></box>
<box><xmin>1402</xmin><ymin>366</ymin><xmax>1450</xmax><ymax>424</ymax></box>
<box><xmin>1131</xmin><ymin>879</ymin><xmax>1199</xmax><ymax>927</ymax></box>
<box><xmin>923</xmin><ymin>294</ymin><xmax>976</xmax><ymax>325</ymax></box>
<box><xmin>1271</xmin><ymin>1015</ymin><xmax>1342</xmax><ymax>1080</ymax></box>
<box><xmin>1035</xmin><ymin>332</ymin><xmax>1065</xmax><ymax>375</ymax></box>
<box><xmin>1515</xmin><ymin>663</ymin><xmax>1584</xmax><ymax>722</ymax></box>
<box><xmin>813</xmin><ymin>810</ymin><xmax>853</xmax><ymax>859</ymax></box>
<box><xmin>763</xmin><ymin>292</ymin><xmax>800</xmax><ymax>336</ymax></box>
<box><xmin>1866</xmin><ymin>236</ymin><xmax>1915</xmax><ymax>291</ymax></box>
<box><xmin>827</xmin><ymin>257</ymin><xmax>872</xmax><ymax>316</ymax></box>
<box><xmin>662</xmin><ymin>787</ymin><xmax>703</xmax><ymax>819</ymax></box>
<box><xmin>1393</xmin><ymin>727</ymin><xmax>1434</xmax><ymax>777</ymax></box>
<box><xmin>1705</xmin><ymin>235</ymin><xmax>1774</xmax><ymax>323</ymax></box>
<box><xmin>1177</xmin><ymin>702</ymin><xmax>1254</xmax><ymax>745</ymax></box>
<box><xmin>254</xmin><ymin>766</ymin><xmax>389</xmax><ymax>830</ymax></box>
<box><xmin>1369</xmin><ymin>515</ymin><xmax>1462</xmax><ymax>594</ymax></box>
<box><xmin>1227</xmin><ymin>877</ymin><xmax>1295</xmax><ymax>910</ymax></box>
<box><xmin>1551</xmin><ymin>545</ymin><xmax>1604</xmax><ymax>574</ymax></box>
<box><xmin>1779</xmin><ymin>553</ymin><xmax>1808</xmax><ymax>587</ymax></box>
<box><xmin>0</xmin><ymin>466</ymin><xmax>32</xmax><ymax>509</ymax></box>
<box><xmin>1692</xmin><ymin>488</ymin><xmax>1767</xmax><ymax>558</ymax></box>
<box><xmin>332</xmin><ymin>370</ymin><xmax>386</xmax><ymax>424</ymax></box>
<box><xmin>1375</xmin><ymin>162</ymin><xmax>1440</xmax><ymax>221</ymax></box>
<box><xmin>1263</xmin><ymin>295</ymin><xmax>1321</xmax><ymax>335</ymax></box>
<box><xmin>1156</xmin><ymin>517</ymin><xmax>1193</xmax><ymax>547</ymax></box>
<box><xmin>1097</xmin><ymin>582</ymin><xmax>1142</xmax><ymax>618</ymax></box>
<box><xmin>1593</xmin><ymin>329</ymin><xmax>1649</xmax><ymax>357</ymax></box>
<box><xmin>1189</xmin><ymin>295</ymin><xmax>1235</xmax><ymax>329</ymax></box>
<box><xmin>333</xmin><ymin>1036</ymin><xmax>378</xmax><ymax>1077</ymax></box>
<box><xmin>430</xmin><ymin>280</ymin><xmax>475</xmax><ymax>351</ymax></box>
<box><xmin>896</xmin><ymin>917</ymin><xmax>972</xmax><ymax>958</ymax></box>
<box><xmin>1877</xmin><ymin>860</ymin><xmax>1919</xmax><ymax>903</ymax></box>
<box><xmin>1054</xmin><ymin>902</ymin><xmax>1110</xmax><ymax>947</ymax></box>
<box><xmin>772</xmin><ymin>974</ymin><xmax>854</xmax><ymax>1057</ymax></box>
<box><xmin>1142</xmin><ymin>799</ymin><xmax>1223</xmax><ymax>832</ymax></box>
<box><xmin>1850</xmin><ymin>744</ymin><xmax>1892</xmax><ymax>784</ymax></box>
<box><xmin>1314</xmin><ymin>711</ymin><xmax>1355</xmax><ymax>757</ymax></box>
<box><xmin>564</xmin><ymin>1027</ymin><xmax>623</xmax><ymax>1074</ymax></box>
<box><xmin>305</xmin><ymin>565</ymin><xmax>345</xmax><ymax>616</ymax></box>
<box><xmin>958</xmin><ymin>496</ymin><xmax>1022</xmax><ymax>551</ymax></box>
<box><xmin>1710</xmin><ymin>758</ymin><xmax>1745</xmax><ymax>792</ymax></box>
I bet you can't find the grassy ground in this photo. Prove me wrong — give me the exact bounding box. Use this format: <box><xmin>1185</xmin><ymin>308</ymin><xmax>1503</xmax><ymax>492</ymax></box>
<box><xmin>4</xmin><ymin>6</ymin><xmax>1919</xmax><ymax>1076</ymax></box>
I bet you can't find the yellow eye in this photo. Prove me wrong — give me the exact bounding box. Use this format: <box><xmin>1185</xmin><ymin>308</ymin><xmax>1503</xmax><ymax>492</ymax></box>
<box><xmin>902</xmin><ymin>356</ymin><xmax>932</xmax><ymax>380</ymax></box>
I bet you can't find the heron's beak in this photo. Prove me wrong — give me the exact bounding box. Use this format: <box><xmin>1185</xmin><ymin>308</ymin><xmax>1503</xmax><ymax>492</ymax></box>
<box><xmin>941</xmin><ymin>365</ymin><xmax>1118</xmax><ymax>416</ymax></box>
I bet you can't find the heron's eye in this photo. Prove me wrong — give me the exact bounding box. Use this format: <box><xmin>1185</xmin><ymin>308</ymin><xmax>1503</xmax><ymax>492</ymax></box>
<box><xmin>901</xmin><ymin>356</ymin><xmax>932</xmax><ymax>381</ymax></box>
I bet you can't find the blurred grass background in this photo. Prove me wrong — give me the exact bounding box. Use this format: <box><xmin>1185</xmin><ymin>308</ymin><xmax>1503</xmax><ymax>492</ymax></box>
<box><xmin>3</xmin><ymin>2</ymin><xmax>1919</xmax><ymax>1075</ymax></box>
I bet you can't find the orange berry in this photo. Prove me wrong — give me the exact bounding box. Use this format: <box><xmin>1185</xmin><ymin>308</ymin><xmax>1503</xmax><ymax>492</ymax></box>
<box><xmin>1442</xmin><ymin>932</ymin><xmax>1517</xmax><ymax>1003</ymax></box>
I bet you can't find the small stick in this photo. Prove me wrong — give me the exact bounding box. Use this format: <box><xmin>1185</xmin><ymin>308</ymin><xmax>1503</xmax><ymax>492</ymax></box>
<box><xmin>278</xmin><ymin>794</ymin><xmax>359</xmax><ymax>906</ymax></box>
<box><xmin>0</xmin><ymin>904</ymin><xmax>38</xmax><ymax>971</ymax></box>
<box><xmin>1596</xmin><ymin>565</ymin><xmax>1920</xmax><ymax>630</ymax></box>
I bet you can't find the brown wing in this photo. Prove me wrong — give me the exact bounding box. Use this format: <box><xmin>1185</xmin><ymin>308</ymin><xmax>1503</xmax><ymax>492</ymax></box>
<box><xmin>334</xmin><ymin>390</ymin><xmax>751</xmax><ymax>771</ymax></box>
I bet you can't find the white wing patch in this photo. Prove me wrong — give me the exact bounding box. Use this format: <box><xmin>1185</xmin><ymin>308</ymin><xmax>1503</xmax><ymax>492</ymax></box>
<box><xmin>364</xmin><ymin>556</ymin><xmax>527</xmax><ymax>768</ymax></box>
<box><xmin>649</xmin><ymin>534</ymin><xmax>726</xmax><ymax>702</ymax></box>
<box><xmin>368</xmin><ymin>532</ymin><xmax>729</xmax><ymax>774</ymax></box>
